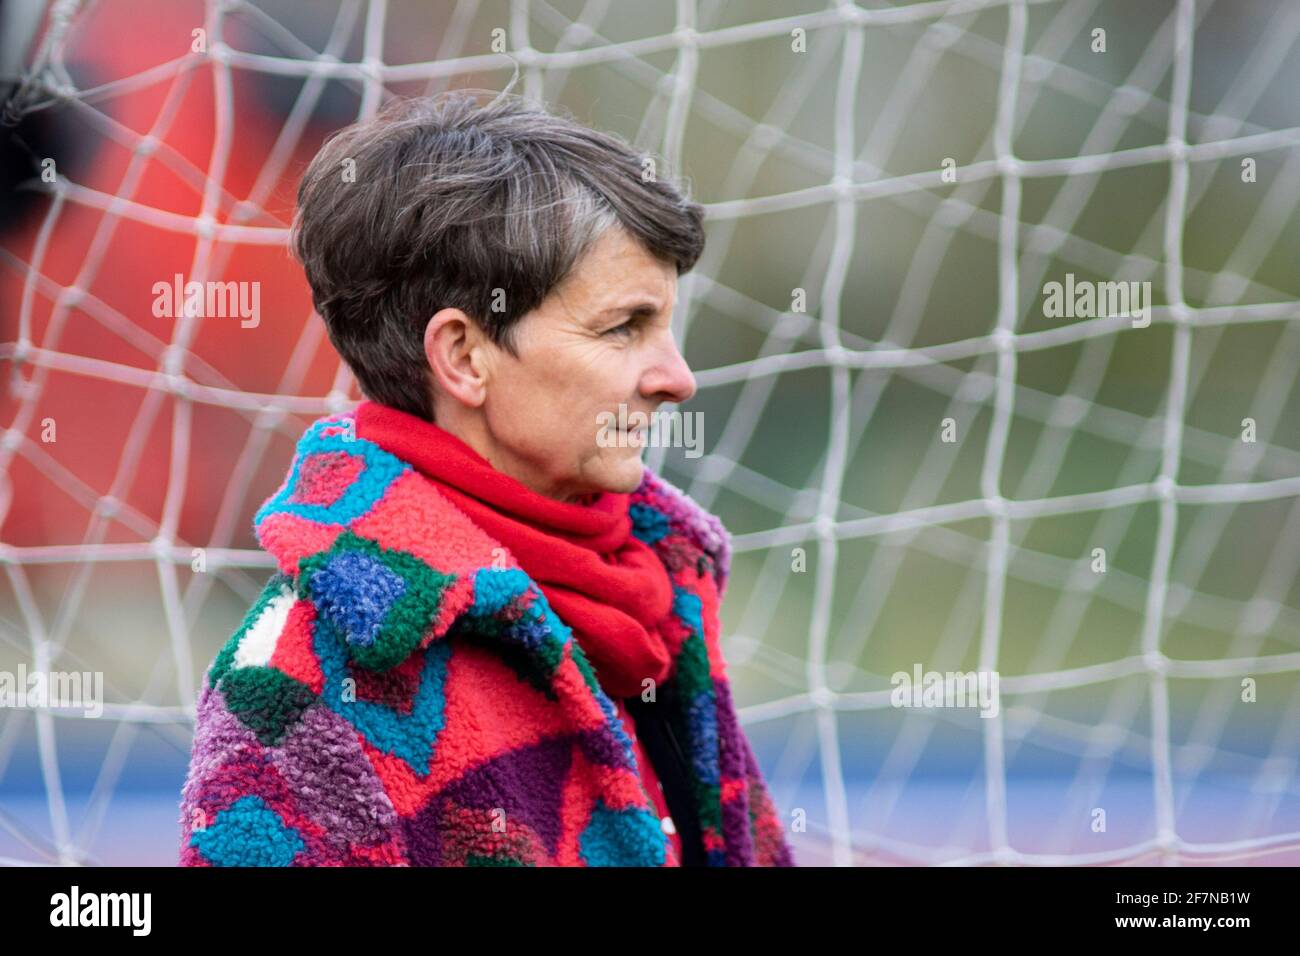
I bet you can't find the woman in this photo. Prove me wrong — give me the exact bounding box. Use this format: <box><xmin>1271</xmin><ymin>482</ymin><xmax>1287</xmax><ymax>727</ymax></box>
<box><xmin>177</xmin><ymin>90</ymin><xmax>794</xmax><ymax>867</ymax></box>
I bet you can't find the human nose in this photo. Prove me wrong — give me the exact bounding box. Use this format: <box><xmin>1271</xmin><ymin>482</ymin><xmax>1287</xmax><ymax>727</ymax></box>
<box><xmin>642</xmin><ymin>332</ymin><xmax>696</xmax><ymax>405</ymax></box>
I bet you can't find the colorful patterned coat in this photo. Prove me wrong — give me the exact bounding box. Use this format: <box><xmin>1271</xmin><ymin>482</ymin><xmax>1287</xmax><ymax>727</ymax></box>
<box><xmin>177</xmin><ymin>411</ymin><xmax>795</xmax><ymax>866</ymax></box>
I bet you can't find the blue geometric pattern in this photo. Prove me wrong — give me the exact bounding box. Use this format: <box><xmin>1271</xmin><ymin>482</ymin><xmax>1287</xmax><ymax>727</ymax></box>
<box><xmin>468</xmin><ymin>567</ymin><xmax>577</xmax><ymax>658</ymax></box>
<box><xmin>310</xmin><ymin>550</ymin><xmax>408</xmax><ymax>649</ymax></box>
<box><xmin>671</xmin><ymin>585</ymin><xmax>704</xmax><ymax>639</ymax></box>
<box><xmin>189</xmin><ymin>794</ymin><xmax>305</xmax><ymax>867</ymax></box>
<box><xmin>467</xmin><ymin>567</ymin><xmax>532</xmax><ymax>616</ymax></box>
<box><xmin>578</xmin><ymin>799</ymin><xmax>666</xmax><ymax>867</ymax></box>
<box><xmin>254</xmin><ymin>418</ymin><xmax>408</xmax><ymax>527</ymax></box>
<box><xmin>629</xmin><ymin>502</ymin><xmax>671</xmax><ymax>544</ymax></box>
<box><xmin>672</xmin><ymin>585</ymin><xmax>720</xmax><ymax>788</ymax></box>
<box><xmin>298</xmin><ymin>531</ymin><xmax>457</xmax><ymax>672</ymax></box>
<box><xmin>312</xmin><ymin>612</ymin><xmax>452</xmax><ymax>777</ymax></box>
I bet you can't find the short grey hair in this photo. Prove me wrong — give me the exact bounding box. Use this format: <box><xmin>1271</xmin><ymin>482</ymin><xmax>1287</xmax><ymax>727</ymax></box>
<box><xmin>290</xmin><ymin>90</ymin><xmax>706</xmax><ymax>420</ymax></box>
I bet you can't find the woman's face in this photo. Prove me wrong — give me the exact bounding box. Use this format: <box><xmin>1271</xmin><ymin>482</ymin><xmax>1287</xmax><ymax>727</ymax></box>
<box><xmin>470</xmin><ymin>226</ymin><xmax>697</xmax><ymax>502</ymax></box>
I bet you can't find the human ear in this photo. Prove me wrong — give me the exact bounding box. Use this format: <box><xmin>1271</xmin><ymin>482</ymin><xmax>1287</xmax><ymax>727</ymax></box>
<box><xmin>424</xmin><ymin>309</ymin><xmax>488</xmax><ymax>409</ymax></box>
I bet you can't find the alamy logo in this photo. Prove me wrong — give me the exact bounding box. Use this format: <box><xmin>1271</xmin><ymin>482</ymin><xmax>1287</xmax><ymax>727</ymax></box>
<box><xmin>596</xmin><ymin>404</ymin><xmax>703</xmax><ymax>459</ymax></box>
<box><xmin>151</xmin><ymin>273</ymin><xmax>261</xmax><ymax>328</ymax></box>
<box><xmin>890</xmin><ymin>664</ymin><xmax>1000</xmax><ymax>718</ymax></box>
<box><xmin>0</xmin><ymin>664</ymin><xmax>103</xmax><ymax>718</ymax></box>
<box><xmin>49</xmin><ymin>885</ymin><xmax>151</xmax><ymax>936</ymax></box>
<box><xmin>1042</xmin><ymin>273</ymin><xmax>1152</xmax><ymax>328</ymax></box>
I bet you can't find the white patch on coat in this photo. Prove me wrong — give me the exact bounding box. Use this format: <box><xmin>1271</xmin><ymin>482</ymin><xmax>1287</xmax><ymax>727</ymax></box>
<box><xmin>233</xmin><ymin>585</ymin><xmax>296</xmax><ymax>669</ymax></box>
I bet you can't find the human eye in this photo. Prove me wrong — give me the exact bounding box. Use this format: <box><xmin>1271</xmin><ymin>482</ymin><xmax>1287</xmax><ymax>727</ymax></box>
<box><xmin>602</xmin><ymin>314</ymin><xmax>642</xmax><ymax>337</ymax></box>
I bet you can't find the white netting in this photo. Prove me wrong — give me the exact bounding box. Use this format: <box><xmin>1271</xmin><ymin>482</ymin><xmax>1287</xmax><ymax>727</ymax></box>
<box><xmin>2</xmin><ymin>0</ymin><xmax>1299</xmax><ymax>866</ymax></box>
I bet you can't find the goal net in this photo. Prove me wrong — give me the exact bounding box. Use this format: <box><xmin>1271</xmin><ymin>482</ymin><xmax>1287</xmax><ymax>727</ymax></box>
<box><xmin>2</xmin><ymin>0</ymin><xmax>1300</xmax><ymax>867</ymax></box>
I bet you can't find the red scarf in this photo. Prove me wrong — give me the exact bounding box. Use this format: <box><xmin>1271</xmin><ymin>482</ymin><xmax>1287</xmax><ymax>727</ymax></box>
<box><xmin>355</xmin><ymin>401</ymin><xmax>674</xmax><ymax>699</ymax></box>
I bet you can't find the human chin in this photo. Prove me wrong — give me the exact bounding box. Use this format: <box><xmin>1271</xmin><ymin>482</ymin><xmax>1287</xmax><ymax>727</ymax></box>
<box><xmin>589</xmin><ymin>445</ymin><xmax>644</xmax><ymax>494</ymax></box>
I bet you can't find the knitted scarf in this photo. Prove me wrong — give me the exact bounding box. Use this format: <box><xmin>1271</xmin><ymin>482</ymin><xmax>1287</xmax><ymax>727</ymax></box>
<box><xmin>355</xmin><ymin>400</ymin><xmax>674</xmax><ymax>699</ymax></box>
